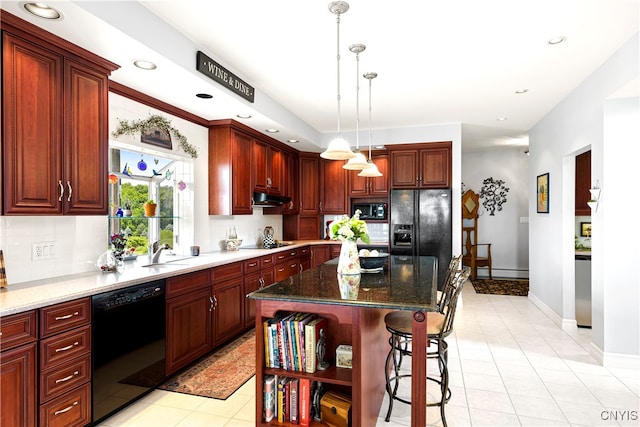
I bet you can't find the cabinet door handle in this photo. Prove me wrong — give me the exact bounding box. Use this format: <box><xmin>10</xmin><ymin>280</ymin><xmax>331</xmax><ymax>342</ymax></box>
<box><xmin>267</xmin><ymin>177</ymin><xmax>272</xmax><ymax>188</ymax></box>
<box><xmin>209</xmin><ymin>296</ymin><xmax>214</xmax><ymax>312</ymax></box>
<box><xmin>55</xmin><ymin>342</ymin><xmax>79</xmax><ymax>353</ymax></box>
<box><xmin>290</xmin><ymin>263</ymin><xmax>297</xmax><ymax>269</ymax></box>
<box><xmin>299</xmin><ymin>264</ymin><xmax>303</xmax><ymax>273</ymax></box>
<box><xmin>54</xmin><ymin>401</ymin><xmax>78</xmax><ymax>416</ymax></box>
<box><xmin>212</xmin><ymin>294</ymin><xmax>218</xmax><ymax>310</ymax></box>
<box><xmin>58</xmin><ymin>180</ymin><xmax>64</xmax><ymax>201</ymax></box>
<box><xmin>55</xmin><ymin>371</ymin><xmax>79</xmax><ymax>384</ymax></box>
<box><xmin>66</xmin><ymin>181</ymin><xmax>72</xmax><ymax>202</ymax></box>
<box><xmin>54</xmin><ymin>311</ymin><xmax>79</xmax><ymax>321</ymax></box>
<box><xmin>277</xmin><ymin>267</ymin><xmax>285</xmax><ymax>273</ymax></box>
<box><xmin>248</xmin><ymin>262</ymin><xmax>257</xmax><ymax>267</ymax></box>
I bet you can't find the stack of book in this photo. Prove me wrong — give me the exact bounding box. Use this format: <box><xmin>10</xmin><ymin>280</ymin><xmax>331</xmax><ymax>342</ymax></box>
<box><xmin>264</xmin><ymin>375</ymin><xmax>325</xmax><ymax>425</ymax></box>
<box><xmin>263</xmin><ymin>313</ymin><xmax>328</xmax><ymax>373</ymax></box>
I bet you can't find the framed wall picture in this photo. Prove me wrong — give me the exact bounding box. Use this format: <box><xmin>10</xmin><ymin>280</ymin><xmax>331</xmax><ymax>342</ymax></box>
<box><xmin>580</xmin><ymin>222</ymin><xmax>592</xmax><ymax>237</ymax></box>
<box><xmin>141</xmin><ymin>126</ymin><xmax>172</xmax><ymax>150</ymax></box>
<box><xmin>537</xmin><ymin>173</ymin><xmax>549</xmax><ymax>213</ymax></box>
<box><xmin>0</xmin><ymin>250</ymin><xmax>7</xmax><ymax>288</ymax></box>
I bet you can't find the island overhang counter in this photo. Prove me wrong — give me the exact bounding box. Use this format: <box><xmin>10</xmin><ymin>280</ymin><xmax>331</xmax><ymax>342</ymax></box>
<box><xmin>248</xmin><ymin>255</ymin><xmax>438</xmax><ymax>426</ymax></box>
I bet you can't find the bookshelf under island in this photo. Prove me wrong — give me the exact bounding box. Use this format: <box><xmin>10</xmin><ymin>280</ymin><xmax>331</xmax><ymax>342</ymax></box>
<box><xmin>249</xmin><ymin>256</ymin><xmax>438</xmax><ymax>426</ymax></box>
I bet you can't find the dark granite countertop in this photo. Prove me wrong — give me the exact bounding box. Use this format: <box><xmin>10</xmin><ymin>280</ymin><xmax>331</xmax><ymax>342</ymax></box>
<box><xmin>249</xmin><ymin>255</ymin><xmax>438</xmax><ymax>312</ymax></box>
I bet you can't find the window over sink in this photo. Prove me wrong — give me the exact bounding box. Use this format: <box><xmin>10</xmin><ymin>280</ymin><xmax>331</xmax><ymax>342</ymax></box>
<box><xmin>108</xmin><ymin>143</ymin><xmax>191</xmax><ymax>256</ymax></box>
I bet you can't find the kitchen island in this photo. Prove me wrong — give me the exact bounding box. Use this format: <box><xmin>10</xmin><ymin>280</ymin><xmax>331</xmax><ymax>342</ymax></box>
<box><xmin>249</xmin><ymin>255</ymin><xmax>438</xmax><ymax>426</ymax></box>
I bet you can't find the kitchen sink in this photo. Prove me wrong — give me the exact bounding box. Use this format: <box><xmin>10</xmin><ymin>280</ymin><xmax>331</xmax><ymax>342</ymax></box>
<box><xmin>141</xmin><ymin>263</ymin><xmax>189</xmax><ymax>268</ymax></box>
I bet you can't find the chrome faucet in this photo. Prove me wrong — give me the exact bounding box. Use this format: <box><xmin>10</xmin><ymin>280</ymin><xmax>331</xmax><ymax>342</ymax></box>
<box><xmin>149</xmin><ymin>241</ymin><xmax>170</xmax><ymax>264</ymax></box>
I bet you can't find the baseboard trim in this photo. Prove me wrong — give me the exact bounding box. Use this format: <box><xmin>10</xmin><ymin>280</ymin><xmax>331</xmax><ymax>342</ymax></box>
<box><xmin>602</xmin><ymin>348</ymin><xmax>640</xmax><ymax>369</ymax></box>
<box><xmin>528</xmin><ymin>292</ymin><xmax>563</xmax><ymax>327</ymax></box>
<box><xmin>530</xmin><ymin>294</ymin><xmax>640</xmax><ymax>369</ymax></box>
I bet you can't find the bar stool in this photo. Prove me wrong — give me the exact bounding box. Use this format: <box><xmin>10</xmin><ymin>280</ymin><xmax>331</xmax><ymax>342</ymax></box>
<box><xmin>384</xmin><ymin>266</ymin><xmax>471</xmax><ymax>426</ymax></box>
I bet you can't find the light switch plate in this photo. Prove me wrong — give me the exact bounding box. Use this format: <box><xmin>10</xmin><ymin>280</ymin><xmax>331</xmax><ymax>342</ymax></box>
<box><xmin>32</xmin><ymin>241</ymin><xmax>56</xmax><ymax>261</ymax></box>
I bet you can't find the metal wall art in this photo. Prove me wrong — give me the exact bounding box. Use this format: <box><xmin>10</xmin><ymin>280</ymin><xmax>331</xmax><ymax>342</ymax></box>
<box><xmin>480</xmin><ymin>177</ymin><xmax>510</xmax><ymax>216</ymax></box>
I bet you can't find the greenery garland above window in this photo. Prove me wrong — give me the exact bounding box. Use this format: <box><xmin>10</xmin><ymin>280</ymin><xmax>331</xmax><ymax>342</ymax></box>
<box><xmin>112</xmin><ymin>114</ymin><xmax>198</xmax><ymax>158</ymax></box>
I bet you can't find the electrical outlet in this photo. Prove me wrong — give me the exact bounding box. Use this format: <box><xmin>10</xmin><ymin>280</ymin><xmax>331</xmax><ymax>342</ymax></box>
<box><xmin>32</xmin><ymin>241</ymin><xmax>56</xmax><ymax>261</ymax></box>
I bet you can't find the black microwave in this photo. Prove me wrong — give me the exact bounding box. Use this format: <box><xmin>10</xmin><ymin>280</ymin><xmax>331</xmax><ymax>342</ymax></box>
<box><xmin>352</xmin><ymin>202</ymin><xmax>388</xmax><ymax>220</ymax></box>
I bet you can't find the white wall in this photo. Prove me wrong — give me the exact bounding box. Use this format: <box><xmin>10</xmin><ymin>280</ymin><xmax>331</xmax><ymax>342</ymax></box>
<box><xmin>528</xmin><ymin>33</ymin><xmax>639</xmax><ymax>364</ymax></box>
<box><xmin>462</xmin><ymin>147</ymin><xmax>529</xmax><ymax>278</ymax></box>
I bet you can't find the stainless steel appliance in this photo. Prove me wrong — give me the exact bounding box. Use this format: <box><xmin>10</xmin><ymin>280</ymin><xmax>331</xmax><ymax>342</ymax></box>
<box><xmin>92</xmin><ymin>280</ymin><xmax>166</xmax><ymax>424</ymax></box>
<box><xmin>575</xmin><ymin>254</ymin><xmax>592</xmax><ymax>327</ymax></box>
<box><xmin>390</xmin><ymin>189</ymin><xmax>452</xmax><ymax>289</ymax></box>
<box><xmin>351</xmin><ymin>201</ymin><xmax>388</xmax><ymax>220</ymax></box>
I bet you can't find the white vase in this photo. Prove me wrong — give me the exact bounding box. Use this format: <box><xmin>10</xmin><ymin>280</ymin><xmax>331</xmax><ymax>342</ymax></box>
<box><xmin>337</xmin><ymin>240</ymin><xmax>361</xmax><ymax>275</ymax></box>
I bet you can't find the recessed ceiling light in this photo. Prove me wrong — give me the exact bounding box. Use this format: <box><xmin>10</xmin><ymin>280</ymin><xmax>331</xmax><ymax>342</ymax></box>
<box><xmin>195</xmin><ymin>93</ymin><xmax>213</xmax><ymax>99</ymax></box>
<box><xmin>497</xmin><ymin>117</ymin><xmax>508</xmax><ymax>121</ymax></box>
<box><xmin>133</xmin><ymin>60</ymin><xmax>157</xmax><ymax>70</ymax></box>
<box><xmin>287</xmin><ymin>139</ymin><xmax>299</xmax><ymax>144</ymax></box>
<box><xmin>23</xmin><ymin>2</ymin><xmax>62</xmax><ymax>20</ymax></box>
<box><xmin>265</xmin><ymin>129</ymin><xmax>279</xmax><ymax>133</ymax></box>
<box><xmin>547</xmin><ymin>36</ymin><xmax>567</xmax><ymax>45</ymax></box>
<box><xmin>236</xmin><ymin>114</ymin><xmax>252</xmax><ymax>119</ymax></box>
<box><xmin>515</xmin><ymin>89</ymin><xmax>528</xmax><ymax>94</ymax></box>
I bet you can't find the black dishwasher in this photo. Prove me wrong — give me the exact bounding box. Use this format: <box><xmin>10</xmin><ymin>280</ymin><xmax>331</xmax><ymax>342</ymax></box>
<box><xmin>91</xmin><ymin>280</ymin><xmax>166</xmax><ymax>425</ymax></box>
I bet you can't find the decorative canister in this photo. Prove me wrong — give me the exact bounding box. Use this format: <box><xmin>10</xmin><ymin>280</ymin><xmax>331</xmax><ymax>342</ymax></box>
<box><xmin>263</xmin><ymin>226</ymin><xmax>275</xmax><ymax>248</ymax></box>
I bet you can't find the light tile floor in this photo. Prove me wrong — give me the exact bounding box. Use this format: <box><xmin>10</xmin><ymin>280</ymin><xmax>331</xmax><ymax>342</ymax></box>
<box><xmin>98</xmin><ymin>284</ymin><xmax>639</xmax><ymax>426</ymax></box>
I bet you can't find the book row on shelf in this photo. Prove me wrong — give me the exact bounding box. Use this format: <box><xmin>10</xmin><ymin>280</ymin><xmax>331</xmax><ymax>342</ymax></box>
<box><xmin>263</xmin><ymin>312</ymin><xmax>329</xmax><ymax>373</ymax></box>
<box><xmin>264</xmin><ymin>376</ymin><xmax>351</xmax><ymax>426</ymax></box>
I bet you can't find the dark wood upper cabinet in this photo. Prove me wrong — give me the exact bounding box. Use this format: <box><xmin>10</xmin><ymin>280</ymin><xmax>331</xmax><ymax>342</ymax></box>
<box><xmin>575</xmin><ymin>150</ymin><xmax>591</xmax><ymax>216</ymax></box>
<box><xmin>1</xmin><ymin>12</ymin><xmax>117</xmax><ymax>216</ymax></box>
<box><xmin>321</xmin><ymin>158</ymin><xmax>348</xmax><ymax>214</ymax></box>
<box><xmin>348</xmin><ymin>153</ymin><xmax>389</xmax><ymax>197</ymax></box>
<box><xmin>389</xmin><ymin>142</ymin><xmax>451</xmax><ymax>189</ymax></box>
<box><xmin>298</xmin><ymin>154</ymin><xmax>320</xmax><ymax>216</ymax></box>
<box><xmin>208</xmin><ymin>125</ymin><xmax>254</xmax><ymax>215</ymax></box>
<box><xmin>253</xmin><ymin>140</ymin><xmax>283</xmax><ymax>196</ymax></box>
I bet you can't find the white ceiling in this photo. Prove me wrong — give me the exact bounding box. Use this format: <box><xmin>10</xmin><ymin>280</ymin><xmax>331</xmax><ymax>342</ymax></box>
<box><xmin>2</xmin><ymin>0</ymin><xmax>638</xmax><ymax>153</ymax></box>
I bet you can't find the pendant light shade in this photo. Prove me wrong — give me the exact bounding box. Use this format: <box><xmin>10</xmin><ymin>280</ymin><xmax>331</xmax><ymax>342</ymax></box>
<box><xmin>358</xmin><ymin>71</ymin><xmax>383</xmax><ymax>177</ymax></box>
<box><xmin>343</xmin><ymin>43</ymin><xmax>369</xmax><ymax>170</ymax></box>
<box><xmin>343</xmin><ymin>150</ymin><xmax>369</xmax><ymax>169</ymax></box>
<box><xmin>321</xmin><ymin>1</ymin><xmax>356</xmax><ymax>160</ymax></box>
<box><xmin>321</xmin><ymin>137</ymin><xmax>356</xmax><ymax>160</ymax></box>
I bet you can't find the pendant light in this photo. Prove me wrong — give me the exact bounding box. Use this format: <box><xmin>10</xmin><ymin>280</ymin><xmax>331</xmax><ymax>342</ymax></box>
<box><xmin>343</xmin><ymin>44</ymin><xmax>370</xmax><ymax>170</ymax></box>
<box><xmin>359</xmin><ymin>72</ymin><xmax>383</xmax><ymax>177</ymax></box>
<box><xmin>321</xmin><ymin>1</ymin><xmax>356</xmax><ymax>160</ymax></box>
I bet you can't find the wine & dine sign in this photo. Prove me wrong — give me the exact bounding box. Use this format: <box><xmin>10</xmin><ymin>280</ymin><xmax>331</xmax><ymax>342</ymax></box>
<box><xmin>196</xmin><ymin>51</ymin><xmax>255</xmax><ymax>103</ymax></box>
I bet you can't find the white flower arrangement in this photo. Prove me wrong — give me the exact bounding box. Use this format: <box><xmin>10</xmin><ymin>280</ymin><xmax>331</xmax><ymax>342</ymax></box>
<box><xmin>329</xmin><ymin>210</ymin><xmax>370</xmax><ymax>243</ymax></box>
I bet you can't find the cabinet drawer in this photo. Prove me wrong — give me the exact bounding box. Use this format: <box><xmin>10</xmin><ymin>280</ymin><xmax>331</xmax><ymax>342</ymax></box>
<box><xmin>260</xmin><ymin>254</ymin><xmax>275</xmax><ymax>269</ymax></box>
<box><xmin>39</xmin><ymin>382</ymin><xmax>90</xmax><ymax>427</ymax></box>
<box><xmin>244</xmin><ymin>257</ymin><xmax>261</xmax><ymax>274</ymax></box>
<box><xmin>166</xmin><ymin>269</ymin><xmax>211</xmax><ymax>298</ymax></box>
<box><xmin>0</xmin><ymin>310</ymin><xmax>37</xmax><ymax>351</ymax></box>
<box><xmin>211</xmin><ymin>261</ymin><xmax>244</xmax><ymax>282</ymax></box>
<box><xmin>40</xmin><ymin>298</ymin><xmax>90</xmax><ymax>338</ymax></box>
<box><xmin>275</xmin><ymin>261</ymin><xmax>300</xmax><ymax>282</ymax></box>
<box><xmin>40</xmin><ymin>325</ymin><xmax>91</xmax><ymax>371</ymax></box>
<box><xmin>274</xmin><ymin>249</ymin><xmax>299</xmax><ymax>263</ymax></box>
<box><xmin>40</xmin><ymin>354</ymin><xmax>90</xmax><ymax>403</ymax></box>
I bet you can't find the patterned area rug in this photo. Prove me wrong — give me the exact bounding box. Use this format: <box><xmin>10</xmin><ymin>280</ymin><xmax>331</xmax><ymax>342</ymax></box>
<box><xmin>471</xmin><ymin>278</ymin><xmax>529</xmax><ymax>296</ymax></box>
<box><xmin>159</xmin><ymin>329</ymin><xmax>255</xmax><ymax>400</ymax></box>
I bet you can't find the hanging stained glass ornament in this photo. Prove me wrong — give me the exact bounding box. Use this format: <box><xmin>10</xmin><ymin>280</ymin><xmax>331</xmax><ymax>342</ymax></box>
<box><xmin>154</xmin><ymin>158</ymin><xmax>159</xmax><ymax>165</ymax></box>
<box><xmin>122</xmin><ymin>163</ymin><xmax>132</xmax><ymax>177</ymax></box>
<box><xmin>152</xmin><ymin>169</ymin><xmax>162</xmax><ymax>176</ymax></box>
<box><xmin>165</xmin><ymin>170</ymin><xmax>173</xmax><ymax>181</ymax></box>
<box><xmin>137</xmin><ymin>155</ymin><xmax>147</xmax><ymax>171</ymax></box>
<box><xmin>178</xmin><ymin>180</ymin><xmax>187</xmax><ymax>191</ymax></box>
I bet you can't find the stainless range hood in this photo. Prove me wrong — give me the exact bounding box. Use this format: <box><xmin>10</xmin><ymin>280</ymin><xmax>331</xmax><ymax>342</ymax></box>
<box><xmin>253</xmin><ymin>192</ymin><xmax>291</xmax><ymax>206</ymax></box>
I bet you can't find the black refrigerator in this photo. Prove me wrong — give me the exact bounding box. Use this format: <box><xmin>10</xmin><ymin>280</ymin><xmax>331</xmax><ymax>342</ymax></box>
<box><xmin>389</xmin><ymin>189</ymin><xmax>452</xmax><ymax>290</ymax></box>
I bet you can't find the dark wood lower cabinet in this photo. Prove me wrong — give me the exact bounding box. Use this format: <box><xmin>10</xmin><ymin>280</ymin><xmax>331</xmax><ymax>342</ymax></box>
<box><xmin>166</xmin><ymin>287</ymin><xmax>212</xmax><ymax>375</ymax></box>
<box><xmin>212</xmin><ymin>279</ymin><xmax>245</xmax><ymax>347</ymax></box>
<box><xmin>1</xmin><ymin>343</ymin><xmax>37</xmax><ymax>427</ymax></box>
<box><xmin>38</xmin><ymin>382</ymin><xmax>90</xmax><ymax>427</ymax></box>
